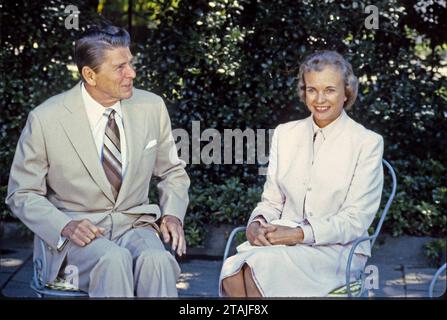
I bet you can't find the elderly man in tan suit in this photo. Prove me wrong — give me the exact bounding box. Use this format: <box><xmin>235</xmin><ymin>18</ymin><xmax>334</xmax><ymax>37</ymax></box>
<box><xmin>6</xmin><ymin>24</ymin><xmax>190</xmax><ymax>297</ymax></box>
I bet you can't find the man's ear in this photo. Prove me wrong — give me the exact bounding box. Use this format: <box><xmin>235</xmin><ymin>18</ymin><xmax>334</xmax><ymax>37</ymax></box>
<box><xmin>82</xmin><ymin>66</ymin><xmax>97</xmax><ymax>86</ymax></box>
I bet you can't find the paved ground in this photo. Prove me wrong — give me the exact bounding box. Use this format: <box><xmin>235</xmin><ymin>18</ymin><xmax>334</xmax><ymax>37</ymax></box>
<box><xmin>1</xmin><ymin>223</ymin><xmax>445</xmax><ymax>298</ymax></box>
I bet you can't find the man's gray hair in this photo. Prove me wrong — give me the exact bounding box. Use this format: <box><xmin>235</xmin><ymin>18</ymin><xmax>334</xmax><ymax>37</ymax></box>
<box><xmin>297</xmin><ymin>50</ymin><xmax>358</xmax><ymax>109</ymax></box>
<box><xmin>74</xmin><ymin>24</ymin><xmax>130</xmax><ymax>81</ymax></box>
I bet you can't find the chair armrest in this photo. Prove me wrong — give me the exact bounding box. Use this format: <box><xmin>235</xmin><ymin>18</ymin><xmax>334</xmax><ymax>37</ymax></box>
<box><xmin>223</xmin><ymin>226</ymin><xmax>247</xmax><ymax>262</ymax></box>
<box><xmin>345</xmin><ymin>235</ymin><xmax>376</xmax><ymax>297</ymax></box>
<box><xmin>33</xmin><ymin>238</ymin><xmax>48</xmax><ymax>290</ymax></box>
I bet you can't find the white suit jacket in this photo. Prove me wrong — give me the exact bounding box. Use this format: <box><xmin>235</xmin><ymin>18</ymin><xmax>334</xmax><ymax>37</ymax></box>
<box><xmin>6</xmin><ymin>83</ymin><xmax>190</xmax><ymax>281</ymax></box>
<box><xmin>249</xmin><ymin>111</ymin><xmax>384</xmax><ymax>256</ymax></box>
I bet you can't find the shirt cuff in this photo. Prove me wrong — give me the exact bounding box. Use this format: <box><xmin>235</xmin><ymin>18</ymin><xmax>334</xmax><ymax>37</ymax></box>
<box><xmin>57</xmin><ymin>236</ymin><xmax>68</xmax><ymax>251</ymax></box>
<box><xmin>300</xmin><ymin>223</ymin><xmax>315</xmax><ymax>244</ymax></box>
<box><xmin>249</xmin><ymin>215</ymin><xmax>267</xmax><ymax>226</ymax></box>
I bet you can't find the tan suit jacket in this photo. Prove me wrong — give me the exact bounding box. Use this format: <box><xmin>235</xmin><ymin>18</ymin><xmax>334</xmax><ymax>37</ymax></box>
<box><xmin>249</xmin><ymin>111</ymin><xmax>384</xmax><ymax>256</ymax></box>
<box><xmin>6</xmin><ymin>83</ymin><xmax>190</xmax><ymax>281</ymax></box>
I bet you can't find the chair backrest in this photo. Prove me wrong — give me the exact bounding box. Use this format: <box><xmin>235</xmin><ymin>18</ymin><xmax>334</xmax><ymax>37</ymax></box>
<box><xmin>345</xmin><ymin>159</ymin><xmax>397</xmax><ymax>296</ymax></box>
<box><xmin>370</xmin><ymin>159</ymin><xmax>397</xmax><ymax>248</ymax></box>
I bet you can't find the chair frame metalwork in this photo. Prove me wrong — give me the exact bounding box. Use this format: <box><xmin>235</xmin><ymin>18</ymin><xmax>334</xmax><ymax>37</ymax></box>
<box><xmin>222</xmin><ymin>159</ymin><xmax>397</xmax><ymax>297</ymax></box>
<box><xmin>30</xmin><ymin>237</ymin><xmax>88</xmax><ymax>297</ymax></box>
<box><xmin>428</xmin><ymin>263</ymin><xmax>446</xmax><ymax>298</ymax></box>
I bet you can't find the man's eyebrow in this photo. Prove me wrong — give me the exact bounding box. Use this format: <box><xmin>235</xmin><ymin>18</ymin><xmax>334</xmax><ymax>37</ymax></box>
<box><xmin>114</xmin><ymin>57</ymin><xmax>134</xmax><ymax>67</ymax></box>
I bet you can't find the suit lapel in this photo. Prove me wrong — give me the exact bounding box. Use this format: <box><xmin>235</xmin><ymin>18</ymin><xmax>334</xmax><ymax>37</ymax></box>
<box><xmin>59</xmin><ymin>83</ymin><xmax>115</xmax><ymax>203</ymax></box>
<box><xmin>281</xmin><ymin>117</ymin><xmax>313</xmax><ymax>179</ymax></box>
<box><xmin>115</xmin><ymin>98</ymin><xmax>145</xmax><ymax>207</ymax></box>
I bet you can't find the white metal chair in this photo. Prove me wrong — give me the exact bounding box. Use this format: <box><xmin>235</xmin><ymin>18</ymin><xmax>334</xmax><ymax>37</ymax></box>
<box><xmin>222</xmin><ymin>159</ymin><xmax>397</xmax><ymax>297</ymax></box>
<box><xmin>428</xmin><ymin>263</ymin><xmax>446</xmax><ymax>298</ymax></box>
<box><xmin>30</xmin><ymin>237</ymin><xmax>88</xmax><ymax>297</ymax></box>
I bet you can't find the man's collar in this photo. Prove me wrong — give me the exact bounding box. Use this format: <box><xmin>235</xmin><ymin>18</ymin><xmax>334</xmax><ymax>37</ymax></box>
<box><xmin>81</xmin><ymin>83</ymin><xmax>123</xmax><ymax>127</ymax></box>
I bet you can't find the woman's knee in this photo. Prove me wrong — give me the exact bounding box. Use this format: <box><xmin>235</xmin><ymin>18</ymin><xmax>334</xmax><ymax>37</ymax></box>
<box><xmin>242</xmin><ymin>264</ymin><xmax>262</xmax><ymax>297</ymax></box>
<box><xmin>222</xmin><ymin>268</ymin><xmax>245</xmax><ymax>296</ymax></box>
<box><xmin>222</xmin><ymin>276</ymin><xmax>236</xmax><ymax>294</ymax></box>
<box><xmin>242</xmin><ymin>263</ymin><xmax>252</xmax><ymax>276</ymax></box>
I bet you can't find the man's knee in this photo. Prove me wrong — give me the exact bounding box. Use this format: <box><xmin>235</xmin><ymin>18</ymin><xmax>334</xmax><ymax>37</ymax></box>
<box><xmin>96</xmin><ymin>246</ymin><xmax>133</xmax><ymax>270</ymax></box>
<box><xmin>138</xmin><ymin>249</ymin><xmax>171</xmax><ymax>265</ymax></box>
<box><xmin>136</xmin><ymin>249</ymin><xmax>178</xmax><ymax>275</ymax></box>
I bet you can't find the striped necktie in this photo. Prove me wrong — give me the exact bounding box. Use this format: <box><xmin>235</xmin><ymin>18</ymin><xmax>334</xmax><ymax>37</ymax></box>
<box><xmin>102</xmin><ymin>110</ymin><xmax>122</xmax><ymax>199</ymax></box>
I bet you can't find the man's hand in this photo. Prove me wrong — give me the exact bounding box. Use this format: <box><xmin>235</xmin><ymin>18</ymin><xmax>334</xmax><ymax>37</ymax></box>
<box><xmin>61</xmin><ymin>219</ymin><xmax>105</xmax><ymax>247</ymax></box>
<box><xmin>246</xmin><ymin>220</ymin><xmax>277</xmax><ymax>246</ymax></box>
<box><xmin>160</xmin><ymin>215</ymin><xmax>186</xmax><ymax>257</ymax></box>
<box><xmin>265</xmin><ymin>225</ymin><xmax>303</xmax><ymax>246</ymax></box>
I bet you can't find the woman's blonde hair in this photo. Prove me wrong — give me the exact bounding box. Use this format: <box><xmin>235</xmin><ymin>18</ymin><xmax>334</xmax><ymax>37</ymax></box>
<box><xmin>297</xmin><ymin>50</ymin><xmax>358</xmax><ymax>109</ymax></box>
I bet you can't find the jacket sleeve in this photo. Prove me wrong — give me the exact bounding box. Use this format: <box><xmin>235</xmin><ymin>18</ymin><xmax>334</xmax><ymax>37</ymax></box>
<box><xmin>6</xmin><ymin>111</ymin><xmax>72</xmax><ymax>250</ymax></box>
<box><xmin>307</xmin><ymin>134</ymin><xmax>384</xmax><ymax>246</ymax></box>
<box><xmin>248</xmin><ymin>126</ymin><xmax>284</xmax><ymax>226</ymax></box>
<box><xmin>153</xmin><ymin>98</ymin><xmax>190</xmax><ymax>224</ymax></box>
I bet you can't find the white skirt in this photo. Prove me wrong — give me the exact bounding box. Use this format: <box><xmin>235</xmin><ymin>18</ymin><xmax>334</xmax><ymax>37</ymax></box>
<box><xmin>219</xmin><ymin>242</ymin><xmax>367</xmax><ymax>297</ymax></box>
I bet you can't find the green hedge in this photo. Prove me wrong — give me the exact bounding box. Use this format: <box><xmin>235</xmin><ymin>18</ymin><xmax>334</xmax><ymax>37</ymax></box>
<box><xmin>186</xmin><ymin>177</ymin><xmax>263</xmax><ymax>247</ymax></box>
<box><xmin>1</xmin><ymin>0</ymin><xmax>446</xmax><ymax>245</ymax></box>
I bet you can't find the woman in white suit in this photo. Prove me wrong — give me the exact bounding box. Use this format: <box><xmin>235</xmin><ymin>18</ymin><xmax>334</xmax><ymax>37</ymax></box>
<box><xmin>219</xmin><ymin>50</ymin><xmax>384</xmax><ymax>297</ymax></box>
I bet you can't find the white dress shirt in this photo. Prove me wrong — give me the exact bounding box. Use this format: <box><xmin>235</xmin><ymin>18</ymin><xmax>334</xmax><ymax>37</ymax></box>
<box><xmin>81</xmin><ymin>83</ymin><xmax>128</xmax><ymax>175</ymax></box>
